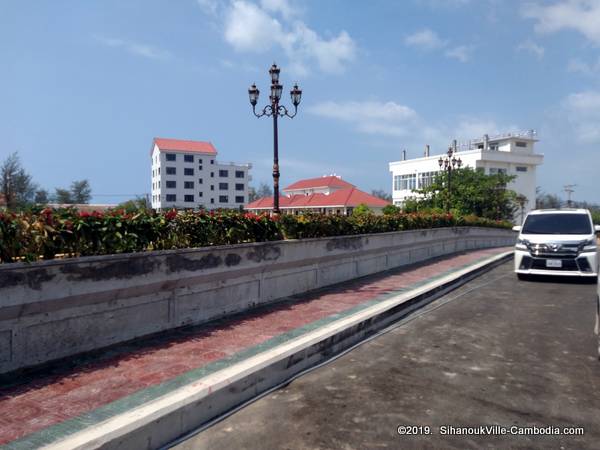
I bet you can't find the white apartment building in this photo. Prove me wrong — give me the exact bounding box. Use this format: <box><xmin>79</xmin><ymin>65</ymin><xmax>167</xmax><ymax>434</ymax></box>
<box><xmin>389</xmin><ymin>131</ymin><xmax>544</xmax><ymax>217</ymax></box>
<box><xmin>150</xmin><ymin>137</ymin><xmax>252</xmax><ymax>210</ymax></box>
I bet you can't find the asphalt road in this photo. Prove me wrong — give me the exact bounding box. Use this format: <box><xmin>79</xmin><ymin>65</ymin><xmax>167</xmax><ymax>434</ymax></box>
<box><xmin>171</xmin><ymin>261</ymin><xmax>600</xmax><ymax>450</ymax></box>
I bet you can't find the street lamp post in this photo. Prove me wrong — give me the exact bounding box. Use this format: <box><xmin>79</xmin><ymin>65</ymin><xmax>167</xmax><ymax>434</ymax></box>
<box><xmin>248</xmin><ymin>64</ymin><xmax>302</xmax><ymax>215</ymax></box>
<box><xmin>438</xmin><ymin>145</ymin><xmax>462</xmax><ymax>213</ymax></box>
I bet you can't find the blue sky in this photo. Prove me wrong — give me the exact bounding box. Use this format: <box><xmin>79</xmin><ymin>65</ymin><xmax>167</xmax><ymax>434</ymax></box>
<box><xmin>2</xmin><ymin>0</ymin><xmax>599</xmax><ymax>203</ymax></box>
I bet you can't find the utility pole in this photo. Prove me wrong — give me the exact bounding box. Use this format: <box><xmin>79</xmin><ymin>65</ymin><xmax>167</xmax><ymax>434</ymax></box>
<box><xmin>563</xmin><ymin>184</ymin><xmax>576</xmax><ymax>208</ymax></box>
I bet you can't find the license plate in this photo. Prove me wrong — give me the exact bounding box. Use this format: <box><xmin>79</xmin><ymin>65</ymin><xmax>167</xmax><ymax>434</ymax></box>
<box><xmin>546</xmin><ymin>259</ymin><xmax>562</xmax><ymax>268</ymax></box>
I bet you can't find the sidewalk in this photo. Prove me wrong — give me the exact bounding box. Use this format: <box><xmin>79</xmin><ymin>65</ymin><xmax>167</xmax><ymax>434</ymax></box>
<box><xmin>0</xmin><ymin>247</ymin><xmax>511</xmax><ymax>450</ymax></box>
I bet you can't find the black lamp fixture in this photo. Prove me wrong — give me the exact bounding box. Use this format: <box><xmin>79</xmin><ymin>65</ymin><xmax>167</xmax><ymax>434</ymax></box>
<box><xmin>248</xmin><ymin>63</ymin><xmax>302</xmax><ymax>215</ymax></box>
<box><xmin>438</xmin><ymin>144</ymin><xmax>462</xmax><ymax>212</ymax></box>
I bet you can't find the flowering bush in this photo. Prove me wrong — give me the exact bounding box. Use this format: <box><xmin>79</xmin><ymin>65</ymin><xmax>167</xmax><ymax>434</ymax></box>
<box><xmin>0</xmin><ymin>208</ymin><xmax>511</xmax><ymax>264</ymax></box>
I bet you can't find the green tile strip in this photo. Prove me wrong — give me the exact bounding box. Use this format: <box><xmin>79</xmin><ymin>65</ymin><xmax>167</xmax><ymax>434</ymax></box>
<box><xmin>3</xmin><ymin>251</ymin><xmax>507</xmax><ymax>450</ymax></box>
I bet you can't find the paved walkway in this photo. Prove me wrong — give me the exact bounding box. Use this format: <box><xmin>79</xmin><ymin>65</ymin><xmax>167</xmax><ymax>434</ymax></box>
<box><xmin>0</xmin><ymin>247</ymin><xmax>510</xmax><ymax>449</ymax></box>
<box><xmin>175</xmin><ymin>261</ymin><xmax>599</xmax><ymax>450</ymax></box>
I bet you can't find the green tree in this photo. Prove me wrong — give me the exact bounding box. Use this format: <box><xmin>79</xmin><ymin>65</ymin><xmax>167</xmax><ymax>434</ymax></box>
<box><xmin>54</xmin><ymin>188</ymin><xmax>73</xmax><ymax>204</ymax></box>
<box><xmin>53</xmin><ymin>179</ymin><xmax>92</xmax><ymax>204</ymax></box>
<box><xmin>0</xmin><ymin>152</ymin><xmax>36</xmax><ymax>209</ymax></box>
<box><xmin>257</xmin><ymin>182</ymin><xmax>273</xmax><ymax>198</ymax></box>
<box><xmin>117</xmin><ymin>196</ymin><xmax>151</xmax><ymax>213</ymax></box>
<box><xmin>248</xmin><ymin>186</ymin><xmax>258</xmax><ymax>202</ymax></box>
<box><xmin>411</xmin><ymin>168</ymin><xmax>517</xmax><ymax>220</ymax></box>
<box><xmin>70</xmin><ymin>179</ymin><xmax>92</xmax><ymax>204</ymax></box>
<box><xmin>382</xmin><ymin>204</ymin><xmax>400</xmax><ymax>215</ymax></box>
<box><xmin>352</xmin><ymin>203</ymin><xmax>372</xmax><ymax>216</ymax></box>
<box><xmin>535</xmin><ymin>187</ymin><xmax>562</xmax><ymax>209</ymax></box>
<box><xmin>371</xmin><ymin>189</ymin><xmax>392</xmax><ymax>203</ymax></box>
<box><xmin>34</xmin><ymin>189</ymin><xmax>49</xmax><ymax>204</ymax></box>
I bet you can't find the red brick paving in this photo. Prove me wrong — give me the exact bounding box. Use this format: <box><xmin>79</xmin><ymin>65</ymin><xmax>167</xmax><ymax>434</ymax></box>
<box><xmin>0</xmin><ymin>248</ymin><xmax>509</xmax><ymax>445</ymax></box>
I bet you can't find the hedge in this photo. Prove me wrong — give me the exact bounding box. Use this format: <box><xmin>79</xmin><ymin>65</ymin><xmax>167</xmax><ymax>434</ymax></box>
<box><xmin>0</xmin><ymin>208</ymin><xmax>512</xmax><ymax>264</ymax></box>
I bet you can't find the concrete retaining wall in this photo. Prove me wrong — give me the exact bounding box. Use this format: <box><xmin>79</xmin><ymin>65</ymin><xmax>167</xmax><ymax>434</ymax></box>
<box><xmin>0</xmin><ymin>227</ymin><xmax>515</xmax><ymax>374</ymax></box>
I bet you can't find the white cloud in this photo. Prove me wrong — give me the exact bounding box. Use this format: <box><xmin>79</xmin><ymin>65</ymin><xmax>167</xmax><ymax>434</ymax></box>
<box><xmin>522</xmin><ymin>0</ymin><xmax>600</xmax><ymax>45</ymax></box>
<box><xmin>225</xmin><ymin>1</ymin><xmax>283</xmax><ymax>52</ymax></box>
<box><xmin>197</xmin><ymin>0</ymin><xmax>220</xmax><ymax>16</ymax></box>
<box><xmin>444</xmin><ymin>45</ymin><xmax>473</xmax><ymax>62</ymax></box>
<box><xmin>405</xmin><ymin>28</ymin><xmax>472</xmax><ymax>62</ymax></box>
<box><xmin>308</xmin><ymin>100</ymin><xmax>522</xmax><ymax>150</ymax></box>
<box><xmin>221</xmin><ymin>1</ymin><xmax>356</xmax><ymax>75</ymax></box>
<box><xmin>516</xmin><ymin>40</ymin><xmax>545</xmax><ymax>59</ymax></box>
<box><xmin>404</xmin><ymin>29</ymin><xmax>446</xmax><ymax>50</ymax></box>
<box><xmin>93</xmin><ymin>35</ymin><xmax>170</xmax><ymax>60</ymax></box>
<box><xmin>452</xmin><ymin>118</ymin><xmax>520</xmax><ymax>141</ymax></box>
<box><xmin>260</xmin><ymin>0</ymin><xmax>298</xmax><ymax>20</ymax></box>
<box><xmin>563</xmin><ymin>90</ymin><xmax>600</xmax><ymax>143</ymax></box>
<box><xmin>567</xmin><ymin>57</ymin><xmax>600</xmax><ymax>74</ymax></box>
<box><xmin>308</xmin><ymin>101</ymin><xmax>419</xmax><ymax>137</ymax></box>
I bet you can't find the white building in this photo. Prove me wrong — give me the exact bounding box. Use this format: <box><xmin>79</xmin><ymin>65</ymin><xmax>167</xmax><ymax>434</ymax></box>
<box><xmin>150</xmin><ymin>137</ymin><xmax>252</xmax><ymax>210</ymax></box>
<box><xmin>389</xmin><ymin>131</ymin><xmax>544</xmax><ymax>217</ymax></box>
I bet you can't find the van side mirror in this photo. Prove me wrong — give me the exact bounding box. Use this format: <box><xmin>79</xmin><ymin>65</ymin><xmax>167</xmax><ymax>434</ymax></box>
<box><xmin>512</xmin><ymin>225</ymin><xmax>522</xmax><ymax>232</ymax></box>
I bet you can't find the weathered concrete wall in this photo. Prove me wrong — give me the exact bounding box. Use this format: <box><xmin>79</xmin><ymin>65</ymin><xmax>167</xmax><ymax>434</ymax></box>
<box><xmin>0</xmin><ymin>227</ymin><xmax>514</xmax><ymax>374</ymax></box>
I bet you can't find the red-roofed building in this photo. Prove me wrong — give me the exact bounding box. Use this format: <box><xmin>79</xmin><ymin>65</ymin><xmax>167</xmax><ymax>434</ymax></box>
<box><xmin>246</xmin><ymin>176</ymin><xmax>390</xmax><ymax>215</ymax></box>
<box><xmin>150</xmin><ymin>137</ymin><xmax>251</xmax><ymax>211</ymax></box>
<box><xmin>284</xmin><ymin>175</ymin><xmax>355</xmax><ymax>195</ymax></box>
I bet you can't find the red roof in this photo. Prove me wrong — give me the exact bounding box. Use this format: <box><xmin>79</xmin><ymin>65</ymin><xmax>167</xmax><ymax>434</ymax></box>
<box><xmin>152</xmin><ymin>137</ymin><xmax>217</xmax><ymax>155</ymax></box>
<box><xmin>284</xmin><ymin>176</ymin><xmax>355</xmax><ymax>191</ymax></box>
<box><xmin>246</xmin><ymin>187</ymin><xmax>389</xmax><ymax>209</ymax></box>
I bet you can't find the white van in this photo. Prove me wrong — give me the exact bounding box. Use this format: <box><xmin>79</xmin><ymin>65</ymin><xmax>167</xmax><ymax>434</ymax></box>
<box><xmin>513</xmin><ymin>209</ymin><xmax>599</xmax><ymax>279</ymax></box>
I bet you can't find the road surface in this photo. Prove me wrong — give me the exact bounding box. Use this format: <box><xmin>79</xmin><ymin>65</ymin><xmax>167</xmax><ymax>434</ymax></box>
<box><xmin>171</xmin><ymin>261</ymin><xmax>599</xmax><ymax>450</ymax></box>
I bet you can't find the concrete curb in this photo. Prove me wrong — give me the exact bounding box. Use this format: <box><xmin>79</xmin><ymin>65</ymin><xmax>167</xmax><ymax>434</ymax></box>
<box><xmin>43</xmin><ymin>251</ymin><xmax>513</xmax><ymax>450</ymax></box>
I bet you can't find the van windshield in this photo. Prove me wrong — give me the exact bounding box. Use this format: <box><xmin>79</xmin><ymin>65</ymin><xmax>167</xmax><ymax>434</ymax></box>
<box><xmin>521</xmin><ymin>213</ymin><xmax>592</xmax><ymax>235</ymax></box>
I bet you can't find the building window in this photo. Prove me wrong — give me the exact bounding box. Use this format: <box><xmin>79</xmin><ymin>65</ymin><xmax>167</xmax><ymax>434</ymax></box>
<box><xmin>198</xmin><ymin>192</ymin><xmax>203</xmax><ymax>197</ymax></box>
<box><xmin>210</xmin><ymin>185</ymin><xmax>214</xmax><ymax>191</ymax></box>
<box><xmin>219</xmin><ymin>169</ymin><xmax>229</xmax><ymax>177</ymax></box>
<box><xmin>199</xmin><ymin>165</ymin><xmax>203</xmax><ymax>171</ymax></box>
<box><xmin>184</xmin><ymin>168</ymin><xmax>194</xmax><ymax>176</ymax></box>
<box><xmin>210</xmin><ymin>172</ymin><xmax>214</xmax><ymax>178</ymax></box>
<box><xmin>184</xmin><ymin>181</ymin><xmax>194</xmax><ymax>189</ymax></box>
<box><xmin>515</xmin><ymin>141</ymin><xmax>528</xmax><ymax>148</ymax></box>
<box><xmin>235</xmin><ymin>170</ymin><xmax>245</xmax><ymax>178</ymax></box>
<box><xmin>235</xmin><ymin>183</ymin><xmax>244</xmax><ymax>191</ymax></box>
<box><xmin>210</xmin><ymin>198</ymin><xmax>214</xmax><ymax>204</ymax></box>
<box><xmin>394</xmin><ymin>174</ymin><xmax>416</xmax><ymax>191</ymax></box>
<box><xmin>158</xmin><ymin>167</ymin><xmax>160</xmax><ymax>175</ymax></box>
<box><xmin>219</xmin><ymin>182</ymin><xmax>228</xmax><ymax>190</ymax></box>
<box><xmin>166</xmin><ymin>167</ymin><xmax>176</xmax><ymax>175</ymax></box>
<box><xmin>198</xmin><ymin>178</ymin><xmax>203</xmax><ymax>184</ymax></box>
<box><xmin>166</xmin><ymin>153</ymin><xmax>176</xmax><ymax>161</ymax></box>
<box><xmin>219</xmin><ymin>195</ymin><xmax>228</xmax><ymax>203</ymax></box>
<box><xmin>489</xmin><ymin>168</ymin><xmax>507</xmax><ymax>175</ymax></box>
<box><xmin>235</xmin><ymin>196</ymin><xmax>244</xmax><ymax>203</ymax></box>
<box><xmin>184</xmin><ymin>155</ymin><xmax>194</xmax><ymax>163</ymax></box>
<box><xmin>516</xmin><ymin>166</ymin><xmax>528</xmax><ymax>172</ymax></box>
<box><xmin>198</xmin><ymin>158</ymin><xmax>203</xmax><ymax>164</ymax></box>
<box><xmin>210</xmin><ymin>159</ymin><xmax>214</xmax><ymax>164</ymax></box>
<box><xmin>166</xmin><ymin>194</ymin><xmax>176</xmax><ymax>202</ymax></box>
<box><xmin>418</xmin><ymin>171</ymin><xmax>437</xmax><ymax>189</ymax></box>
<box><xmin>166</xmin><ymin>180</ymin><xmax>176</xmax><ymax>189</ymax></box>
<box><xmin>184</xmin><ymin>195</ymin><xmax>194</xmax><ymax>202</ymax></box>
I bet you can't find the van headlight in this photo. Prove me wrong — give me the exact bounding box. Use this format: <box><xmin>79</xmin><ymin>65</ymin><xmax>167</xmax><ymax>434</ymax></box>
<box><xmin>581</xmin><ymin>238</ymin><xmax>597</xmax><ymax>252</ymax></box>
<box><xmin>515</xmin><ymin>238</ymin><xmax>529</xmax><ymax>251</ymax></box>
